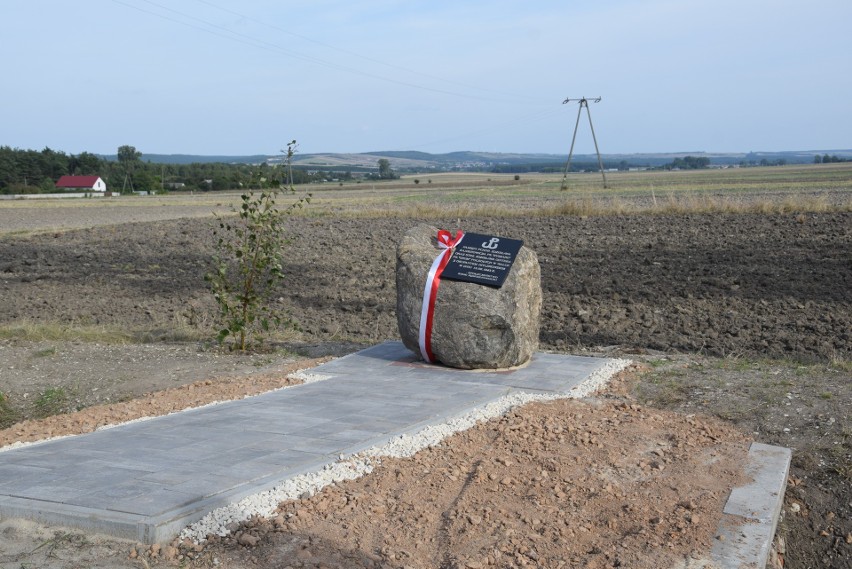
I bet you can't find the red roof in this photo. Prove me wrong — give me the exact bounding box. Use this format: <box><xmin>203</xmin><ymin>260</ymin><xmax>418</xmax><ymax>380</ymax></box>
<box><xmin>55</xmin><ymin>175</ymin><xmax>102</xmax><ymax>188</ymax></box>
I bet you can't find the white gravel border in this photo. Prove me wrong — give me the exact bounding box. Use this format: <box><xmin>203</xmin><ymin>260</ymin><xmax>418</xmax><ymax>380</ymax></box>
<box><xmin>179</xmin><ymin>357</ymin><xmax>632</xmax><ymax>543</ymax></box>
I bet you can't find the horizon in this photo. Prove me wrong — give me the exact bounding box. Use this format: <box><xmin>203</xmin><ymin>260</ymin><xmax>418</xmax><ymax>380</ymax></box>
<box><xmin>107</xmin><ymin>147</ymin><xmax>852</xmax><ymax>159</ymax></box>
<box><xmin>2</xmin><ymin>1</ymin><xmax>850</xmax><ymax>156</ymax></box>
<box><xmin>7</xmin><ymin>144</ymin><xmax>852</xmax><ymax>161</ymax></box>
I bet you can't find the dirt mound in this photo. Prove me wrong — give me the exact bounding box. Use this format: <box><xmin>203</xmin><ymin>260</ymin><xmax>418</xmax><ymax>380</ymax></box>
<box><xmin>122</xmin><ymin>395</ymin><xmax>750</xmax><ymax>569</ymax></box>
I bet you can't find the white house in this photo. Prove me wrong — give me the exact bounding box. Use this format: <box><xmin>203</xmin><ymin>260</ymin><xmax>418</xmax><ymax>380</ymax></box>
<box><xmin>55</xmin><ymin>175</ymin><xmax>107</xmax><ymax>192</ymax></box>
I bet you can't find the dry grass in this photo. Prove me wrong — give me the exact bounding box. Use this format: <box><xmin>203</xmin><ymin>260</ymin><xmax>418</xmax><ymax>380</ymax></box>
<box><xmin>0</xmin><ymin>320</ymin><xmax>135</xmax><ymax>343</ymax></box>
<box><xmin>656</xmin><ymin>193</ymin><xmax>842</xmax><ymax>214</ymax></box>
<box><xmin>0</xmin><ymin>391</ymin><xmax>21</xmax><ymax>429</ymax></box>
<box><xmin>321</xmin><ymin>191</ymin><xmax>849</xmax><ymax>219</ymax></box>
<box><xmin>0</xmin><ymin>315</ymin><xmax>212</xmax><ymax>344</ymax></box>
<box><xmin>1</xmin><ymin>164</ymin><xmax>850</xmax><ymax>235</ymax></box>
<box><xmin>0</xmin><ymin>315</ymin><xmax>308</xmax><ymax>348</ymax></box>
<box><xmin>301</xmin><ymin>163</ymin><xmax>852</xmax><ymax>218</ymax></box>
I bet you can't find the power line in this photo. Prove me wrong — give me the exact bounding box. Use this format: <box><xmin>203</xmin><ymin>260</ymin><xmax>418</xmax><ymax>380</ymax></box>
<box><xmin>193</xmin><ymin>0</ymin><xmax>546</xmax><ymax>106</ymax></box>
<box><xmin>108</xmin><ymin>0</ymin><xmax>571</xmax><ymax>152</ymax></box>
<box><xmin>109</xmin><ymin>0</ymin><xmax>289</xmax><ymax>57</ymax></box>
<box><xmin>112</xmin><ymin>0</ymin><xmax>547</xmax><ymax>106</ymax></box>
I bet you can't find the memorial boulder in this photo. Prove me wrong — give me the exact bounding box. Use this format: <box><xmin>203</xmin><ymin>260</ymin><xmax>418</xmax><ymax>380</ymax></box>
<box><xmin>396</xmin><ymin>224</ymin><xmax>542</xmax><ymax>369</ymax></box>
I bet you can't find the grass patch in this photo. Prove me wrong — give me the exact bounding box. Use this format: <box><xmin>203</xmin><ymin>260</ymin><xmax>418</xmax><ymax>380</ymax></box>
<box><xmin>634</xmin><ymin>355</ymin><xmax>851</xmax><ymax>436</ymax></box>
<box><xmin>710</xmin><ymin>357</ymin><xmax>761</xmax><ymax>372</ymax></box>
<box><xmin>32</xmin><ymin>346</ymin><xmax>57</xmax><ymax>358</ymax></box>
<box><xmin>131</xmin><ymin>326</ymin><xmax>209</xmax><ymax>343</ymax></box>
<box><xmin>0</xmin><ymin>391</ymin><xmax>22</xmax><ymax>429</ymax></box>
<box><xmin>34</xmin><ymin>387</ymin><xmax>69</xmax><ymax>418</ymax></box>
<box><xmin>0</xmin><ymin>316</ymin><xmax>216</xmax><ymax>345</ymax></box>
<box><xmin>0</xmin><ymin>320</ymin><xmax>134</xmax><ymax>343</ymax></box>
<box><xmin>0</xmin><ymin>316</ymin><xmax>292</xmax><ymax>347</ymax></box>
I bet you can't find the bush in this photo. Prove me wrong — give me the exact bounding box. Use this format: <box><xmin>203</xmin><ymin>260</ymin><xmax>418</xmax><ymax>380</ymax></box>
<box><xmin>206</xmin><ymin>141</ymin><xmax>311</xmax><ymax>351</ymax></box>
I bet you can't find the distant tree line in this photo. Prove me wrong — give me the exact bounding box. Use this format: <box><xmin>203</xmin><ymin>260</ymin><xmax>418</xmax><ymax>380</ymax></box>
<box><xmin>4</xmin><ymin>145</ymin><xmax>844</xmax><ymax>194</ymax></box>
<box><xmin>490</xmin><ymin>162</ymin><xmax>563</xmax><ymax>173</ymax></box>
<box><xmin>0</xmin><ymin>146</ymin><xmax>102</xmax><ymax>194</ymax></box>
<box><xmin>662</xmin><ymin>156</ymin><xmax>710</xmax><ymax>170</ymax></box>
<box><xmin>814</xmin><ymin>154</ymin><xmax>849</xmax><ymax>164</ymax></box>
<box><xmin>0</xmin><ymin>145</ymin><xmax>350</xmax><ymax>195</ymax></box>
<box><xmin>491</xmin><ymin>161</ymin><xmax>626</xmax><ymax>174</ymax></box>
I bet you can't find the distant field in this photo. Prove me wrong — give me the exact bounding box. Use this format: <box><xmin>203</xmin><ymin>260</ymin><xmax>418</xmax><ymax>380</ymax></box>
<box><xmin>1</xmin><ymin>163</ymin><xmax>850</xmax><ymax>235</ymax></box>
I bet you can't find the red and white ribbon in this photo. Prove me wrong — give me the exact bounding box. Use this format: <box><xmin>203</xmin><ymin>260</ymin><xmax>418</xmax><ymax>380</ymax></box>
<box><xmin>419</xmin><ymin>229</ymin><xmax>465</xmax><ymax>363</ymax></box>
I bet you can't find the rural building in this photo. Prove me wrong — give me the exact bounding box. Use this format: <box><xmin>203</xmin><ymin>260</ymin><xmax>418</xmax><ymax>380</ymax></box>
<box><xmin>55</xmin><ymin>175</ymin><xmax>107</xmax><ymax>192</ymax></box>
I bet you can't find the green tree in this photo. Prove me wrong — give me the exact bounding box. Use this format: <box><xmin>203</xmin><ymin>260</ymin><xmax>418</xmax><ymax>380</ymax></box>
<box><xmin>117</xmin><ymin>145</ymin><xmax>141</xmax><ymax>192</ymax></box>
<box><xmin>40</xmin><ymin>147</ymin><xmax>68</xmax><ymax>181</ymax></box>
<box><xmin>206</xmin><ymin>141</ymin><xmax>311</xmax><ymax>351</ymax></box>
<box><xmin>133</xmin><ymin>169</ymin><xmax>158</xmax><ymax>193</ymax></box>
<box><xmin>0</xmin><ymin>147</ymin><xmax>16</xmax><ymax>191</ymax></box>
<box><xmin>378</xmin><ymin>158</ymin><xmax>396</xmax><ymax>179</ymax></box>
<box><xmin>668</xmin><ymin>156</ymin><xmax>710</xmax><ymax>170</ymax></box>
<box><xmin>70</xmin><ymin>152</ymin><xmax>103</xmax><ymax>175</ymax></box>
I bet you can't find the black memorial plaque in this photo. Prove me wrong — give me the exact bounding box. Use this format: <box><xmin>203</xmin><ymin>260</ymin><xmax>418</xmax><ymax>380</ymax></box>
<box><xmin>441</xmin><ymin>232</ymin><xmax>523</xmax><ymax>288</ymax></box>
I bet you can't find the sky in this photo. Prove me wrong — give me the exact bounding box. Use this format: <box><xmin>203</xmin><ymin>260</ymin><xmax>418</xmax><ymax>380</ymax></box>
<box><xmin>2</xmin><ymin>0</ymin><xmax>851</xmax><ymax>156</ymax></box>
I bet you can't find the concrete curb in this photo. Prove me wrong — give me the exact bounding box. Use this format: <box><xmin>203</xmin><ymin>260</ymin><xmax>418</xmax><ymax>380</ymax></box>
<box><xmin>711</xmin><ymin>442</ymin><xmax>792</xmax><ymax>568</ymax></box>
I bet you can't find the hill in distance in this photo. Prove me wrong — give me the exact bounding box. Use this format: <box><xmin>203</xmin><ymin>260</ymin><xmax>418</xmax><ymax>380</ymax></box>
<box><xmin>109</xmin><ymin>149</ymin><xmax>852</xmax><ymax>170</ymax></box>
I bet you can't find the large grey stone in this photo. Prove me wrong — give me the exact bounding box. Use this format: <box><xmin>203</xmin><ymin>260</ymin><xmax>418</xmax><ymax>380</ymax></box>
<box><xmin>396</xmin><ymin>224</ymin><xmax>542</xmax><ymax>369</ymax></box>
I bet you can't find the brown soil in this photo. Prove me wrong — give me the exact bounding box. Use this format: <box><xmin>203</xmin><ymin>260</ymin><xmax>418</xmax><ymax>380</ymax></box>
<box><xmin>176</xmin><ymin>394</ymin><xmax>751</xmax><ymax>569</ymax></box>
<box><xmin>0</xmin><ymin>213</ymin><xmax>848</xmax><ymax>361</ymax></box>
<box><xmin>0</xmin><ymin>210</ymin><xmax>850</xmax><ymax>568</ymax></box>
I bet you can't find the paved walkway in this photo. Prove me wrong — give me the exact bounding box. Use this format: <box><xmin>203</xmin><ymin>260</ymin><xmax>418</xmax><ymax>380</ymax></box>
<box><xmin>0</xmin><ymin>342</ymin><xmax>616</xmax><ymax>543</ymax></box>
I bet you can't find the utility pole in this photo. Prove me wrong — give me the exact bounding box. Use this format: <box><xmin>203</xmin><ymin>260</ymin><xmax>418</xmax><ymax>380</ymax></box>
<box><xmin>560</xmin><ymin>97</ymin><xmax>607</xmax><ymax>190</ymax></box>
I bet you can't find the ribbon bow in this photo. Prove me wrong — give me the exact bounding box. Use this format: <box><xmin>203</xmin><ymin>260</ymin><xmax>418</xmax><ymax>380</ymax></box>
<box><xmin>419</xmin><ymin>229</ymin><xmax>465</xmax><ymax>363</ymax></box>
